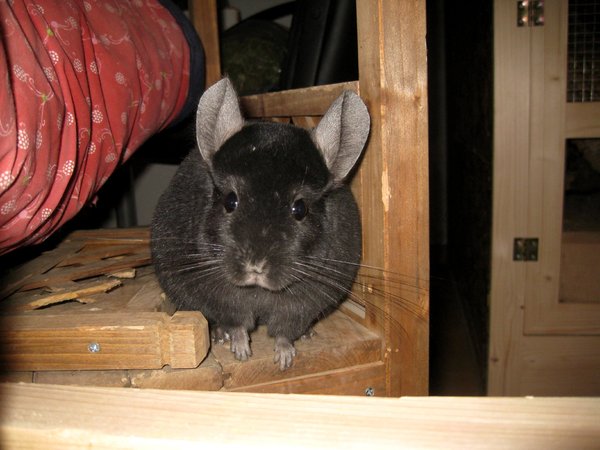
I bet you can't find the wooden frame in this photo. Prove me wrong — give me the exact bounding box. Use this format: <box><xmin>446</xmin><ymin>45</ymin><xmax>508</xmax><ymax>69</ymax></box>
<box><xmin>489</xmin><ymin>0</ymin><xmax>600</xmax><ymax>396</ymax></box>
<box><xmin>190</xmin><ymin>0</ymin><xmax>430</xmax><ymax>396</ymax></box>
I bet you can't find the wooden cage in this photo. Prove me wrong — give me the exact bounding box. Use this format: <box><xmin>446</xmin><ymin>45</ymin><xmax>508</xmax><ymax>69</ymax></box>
<box><xmin>0</xmin><ymin>0</ymin><xmax>429</xmax><ymax>397</ymax></box>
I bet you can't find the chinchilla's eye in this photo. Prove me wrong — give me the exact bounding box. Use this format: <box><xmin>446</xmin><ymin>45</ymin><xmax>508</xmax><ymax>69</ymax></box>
<box><xmin>224</xmin><ymin>191</ymin><xmax>238</xmax><ymax>213</ymax></box>
<box><xmin>291</xmin><ymin>198</ymin><xmax>308</xmax><ymax>221</ymax></box>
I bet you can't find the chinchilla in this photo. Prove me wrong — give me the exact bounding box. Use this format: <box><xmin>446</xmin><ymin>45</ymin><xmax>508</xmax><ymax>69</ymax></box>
<box><xmin>151</xmin><ymin>78</ymin><xmax>370</xmax><ymax>370</ymax></box>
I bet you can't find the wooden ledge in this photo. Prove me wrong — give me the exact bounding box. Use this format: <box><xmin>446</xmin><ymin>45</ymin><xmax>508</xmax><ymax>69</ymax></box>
<box><xmin>240</xmin><ymin>81</ymin><xmax>359</xmax><ymax>118</ymax></box>
<box><xmin>1</xmin><ymin>383</ymin><xmax>599</xmax><ymax>448</ymax></box>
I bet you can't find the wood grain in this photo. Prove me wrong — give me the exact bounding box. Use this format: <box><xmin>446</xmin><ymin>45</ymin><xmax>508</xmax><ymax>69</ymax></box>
<box><xmin>0</xmin><ymin>311</ymin><xmax>209</xmax><ymax>371</ymax></box>
<box><xmin>565</xmin><ymin>103</ymin><xmax>600</xmax><ymax>138</ymax></box>
<box><xmin>490</xmin><ymin>0</ymin><xmax>600</xmax><ymax>395</ymax></box>
<box><xmin>1</xmin><ymin>383</ymin><xmax>599</xmax><ymax>449</ymax></box>
<box><xmin>211</xmin><ymin>310</ymin><xmax>382</xmax><ymax>389</ymax></box>
<box><xmin>227</xmin><ymin>361</ymin><xmax>386</xmax><ymax>396</ymax></box>
<box><xmin>240</xmin><ymin>82</ymin><xmax>358</xmax><ymax>118</ymax></box>
<box><xmin>355</xmin><ymin>0</ymin><xmax>430</xmax><ymax>396</ymax></box>
<box><xmin>188</xmin><ymin>0</ymin><xmax>221</xmax><ymax>87</ymax></box>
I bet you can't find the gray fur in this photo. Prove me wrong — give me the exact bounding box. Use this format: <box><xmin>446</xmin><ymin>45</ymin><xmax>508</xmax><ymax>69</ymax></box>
<box><xmin>151</xmin><ymin>78</ymin><xmax>370</xmax><ymax>370</ymax></box>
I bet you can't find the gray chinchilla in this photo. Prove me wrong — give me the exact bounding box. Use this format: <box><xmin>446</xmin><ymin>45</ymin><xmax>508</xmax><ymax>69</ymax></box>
<box><xmin>151</xmin><ymin>78</ymin><xmax>370</xmax><ymax>370</ymax></box>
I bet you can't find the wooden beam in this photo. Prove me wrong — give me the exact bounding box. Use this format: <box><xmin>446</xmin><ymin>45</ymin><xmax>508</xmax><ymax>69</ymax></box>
<box><xmin>240</xmin><ymin>82</ymin><xmax>359</xmax><ymax>118</ymax></box>
<box><xmin>355</xmin><ymin>0</ymin><xmax>430</xmax><ymax>396</ymax></box>
<box><xmin>188</xmin><ymin>0</ymin><xmax>221</xmax><ymax>87</ymax></box>
<box><xmin>0</xmin><ymin>311</ymin><xmax>209</xmax><ymax>371</ymax></box>
<box><xmin>1</xmin><ymin>383</ymin><xmax>599</xmax><ymax>448</ymax></box>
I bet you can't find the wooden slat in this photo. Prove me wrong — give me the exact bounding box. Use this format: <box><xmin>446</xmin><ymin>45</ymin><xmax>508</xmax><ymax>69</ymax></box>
<box><xmin>0</xmin><ymin>241</ymin><xmax>85</xmax><ymax>300</ymax></box>
<box><xmin>18</xmin><ymin>250</ymin><xmax>151</xmax><ymax>292</ymax></box>
<box><xmin>128</xmin><ymin>353</ymin><xmax>223</xmax><ymax>390</ymax></box>
<box><xmin>30</xmin><ymin>354</ymin><xmax>223</xmax><ymax>391</ymax></box>
<box><xmin>0</xmin><ymin>278</ymin><xmax>121</xmax><ymax>312</ymax></box>
<box><xmin>227</xmin><ymin>361</ymin><xmax>386</xmax><ymax>396</ymax></box>
<box><xmin>211</xmin><ymin>310</ymin><xmax>382</xmax><ymax>389</ymax></box>
<box><xmin>35</xmin><ymin>369</ymin><xmax>130</xmax><ymax>388</ymax></box>
<box><xmin>189</xmin><ymin>0</ymin><xmax>221</xmax><ymax>87</ymax></box>
<box><xmin>0</xmin><ymin>311</ymin><xmax>208</xmax><ymax>371</ymax></box>
<box><xmin>240</xmin><ymin>81</ymin><xmax>359</xmax><ymax>118</ymax></box>
<box><xmin>559</xmin><ymin>231</ymin><xmax>600</xmax><ymax>304</ymax></box>
<box><xmin>2</xmin><ymin>383</ymin><xmax>599</xmax><ymax>449</ymax></box>
<box><xmin>488</xmin><ymin>0</ymin><xmax>533</xmax><ymax>396</ymax></box>
<box><xmin>66</xmin><ymin>227</ymin><xmax>150</xmax><ymax>242</ymax></box>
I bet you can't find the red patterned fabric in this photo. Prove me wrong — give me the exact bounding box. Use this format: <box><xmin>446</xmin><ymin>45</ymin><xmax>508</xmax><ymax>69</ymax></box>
<box><xmin>0</xmin><ymin>0</ymin><xmax>192</xmax><ymax>254</ymax></box>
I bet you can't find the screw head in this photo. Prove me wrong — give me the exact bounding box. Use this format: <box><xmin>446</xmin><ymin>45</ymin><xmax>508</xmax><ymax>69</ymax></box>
<box><xmin>88</xmin><ymin>342</ymin><xmax>101</xmax><ymax>353</ymax></box>
<box><xmin>365</xmin><ymin>387</ymin><xmax>375</xmax><ymax>396</ymax></box>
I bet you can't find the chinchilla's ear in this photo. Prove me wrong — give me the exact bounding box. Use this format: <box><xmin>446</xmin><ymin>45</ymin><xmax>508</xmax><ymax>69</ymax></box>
<box><xmin>312</xmin><ymin>91</ymin><xmax>370</xmax><ymax>183</ymax></box>
<box><xmin>196</xmin><ymin>78</ymin><xmax>244</xmax><ymax>164</ymax></box>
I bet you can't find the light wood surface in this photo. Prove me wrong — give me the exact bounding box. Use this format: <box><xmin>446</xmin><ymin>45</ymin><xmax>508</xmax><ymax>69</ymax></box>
<box><xmin>490</xmin><ymin>0</ymin><xmax>600</xmax><ymax>395</ymax></box>
<box><xmin>566</xmin><ymin>103</ymin><xmax>600</xmax><ymax>138</ymax></box>
<box><xmin>1</xmin><ymin>383</ymin><xmax>599</xmax><ymax>449</ymax></box>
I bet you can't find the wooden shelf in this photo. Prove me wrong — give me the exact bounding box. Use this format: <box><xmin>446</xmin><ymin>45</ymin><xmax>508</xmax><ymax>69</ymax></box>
<box><xmin>0</xmin><ymin>228</ymin><xmax>384</xmax><ymax>396</ymax></box>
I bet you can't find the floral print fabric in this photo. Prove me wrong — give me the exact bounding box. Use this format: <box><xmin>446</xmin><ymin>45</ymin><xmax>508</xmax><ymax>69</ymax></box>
<box><xmin>0</xmin><ymin>0</ymin><xmax>192</xmax><ymax>254</ymax></box>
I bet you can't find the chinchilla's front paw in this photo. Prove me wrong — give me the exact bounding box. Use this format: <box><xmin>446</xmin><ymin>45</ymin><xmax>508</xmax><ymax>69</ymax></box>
<box><xmin>274</xmin><ymin>336</ymin><xmax>296</xmax><ymax>371</ymax></box>
<box><xmin>229</xmin><ymin>326</ymin><xmax>252</xmax><ymax>361</ymax></box>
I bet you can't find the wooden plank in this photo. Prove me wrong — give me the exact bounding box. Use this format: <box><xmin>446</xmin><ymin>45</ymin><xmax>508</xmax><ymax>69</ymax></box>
<box><xmin>1</xmin><ymin>278</ymin><xmax>122</xmax><ymax>312</ymax></box>
<box><xmin>355</xmin><ymin>0</ymin><xmax>430</xmax><ymax>396</ymax></box>
<box><xmin>18</xmin><ymin>250</ymin><xmax>152</xmax><ymax>292</ymax></box>
<box><xmin>488</xmin><ymin>0</ymin><xmax>534</xmax><ymax>396</ymax></box>
<box><xmin>34</xmin><ymin>369</ymin><xmax>130</xmax><ymax>388</ymax></box>
<box><xmin>1</xmin><ymin>384</ymin><xmax>599</xmax><ymax>449</ymax></box>
<box><xmin>0</xmin><ymin>311</ymin><xmax>209</xmax><ymax>371</ymax></box>
<box><xmin>240</xmin><ymin>82</ymin><xmax>359</xmax><ymax>118</ymax></box>
<box><xmin>0</xmin><ymin>241</ymin><xmax>85</xmax><ymax>300</ymax></box>
<box><xmin>66</xmin><ymin>227</ymin><xmax>150</xmax><ymax>242</ymax></box>
<box><xmin>33</xmin><ymin>354</ymin><xmax>223</xmax><ymax>391</ymax></box>
<box><xmin>189</xmin><ymin>0</ymin><xmax>221</xmax><ymax>87</ymax></box>
<box><xmin>516</xmin><ymin>335</ymin><xmax>600</xmax><ymax>396</ymax></box>
<box><xmin>128</xmin><ymin>353</ymin><xmax>223</xmax><ymax>390</ymax></box>
<box><xmin>55</xmin><ymin>244</ymin><xmax>147</xmax><ymax>267</ymax></box>
<box><xmin>565</xmin><ymin>103</ymin><xmax>600</xmax><ymax>138</ymax></box>
<box><xmin>559</xmin><ymin>232</ymin><xmax>600</xmax><ymax>303</ymax></box>
<box><xmin>0</xmin><ymin>371</ymin><xmax>33</xmax><ymax>383</ymax></box>
<box><xmin>211</xmin><ymin>310</ymin><xmax>382</xmax><ymax>389</ymax></box>
<box><xmin>125</xmin><ymin>277</ymin><xmax>172</xmax><ymax>312</ymax></box>
<box><xmin>227</xmin><ymin>361</ymin><xmax>386</xmax><ymax>396</ymax></box>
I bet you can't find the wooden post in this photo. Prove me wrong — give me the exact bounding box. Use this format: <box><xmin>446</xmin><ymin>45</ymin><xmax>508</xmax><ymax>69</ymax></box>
<box><xmin>189</xmin><ymin>0</ymin><xmax>221</xmax><ymax>87</ymax></box>
<box><xmin>355</xmin><ymin>1</ymin><xmax>430</xmax><ymax>396</ymax></box>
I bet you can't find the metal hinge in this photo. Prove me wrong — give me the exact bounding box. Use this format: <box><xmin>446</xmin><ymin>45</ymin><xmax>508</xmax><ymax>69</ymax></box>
<box><xmin>517</xmin><ymin>1</ymin><xmax>545</xmax><ymax>27</ymax></box>
<box><xmin>513</xmin><ymin>238</ymin><xmax>539</xmax><ymax>261</ymax></box>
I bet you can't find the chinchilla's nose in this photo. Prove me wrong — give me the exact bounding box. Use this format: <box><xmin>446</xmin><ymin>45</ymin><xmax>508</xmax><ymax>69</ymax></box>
<box><xmin>245</xmin><ymin>259</ymin><xmax>266</xmax><ymax>274</ymax></box>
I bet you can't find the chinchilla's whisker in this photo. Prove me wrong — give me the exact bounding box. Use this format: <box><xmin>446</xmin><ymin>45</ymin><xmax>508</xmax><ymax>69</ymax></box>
<box><xmin>303</xmin><ymin>255</ymin><xmax>439</xmax><ymax>286</ymax></box>
<box><xmin>300</xmin><ymin>256</ymin><xmax>428</xmax><ymax>303</ymax></box>
<box><xmin>288</xmin><ymin>270</ymin><xmax>344</xmax><ymax>315</ymax></box>
<box><xmin>290</xmin><ymin>265</ymin><xmax>354</xmax><ymax>306</ymax></box>
<box><xmin>289</xmin><ymin>265</ymin><xmax>412</xmax><ymax>339</ymax></box>
<box><xmin>296</xmin><ymin>259</ymin><xmax>427</xmax><ymax>324</ymax></box>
